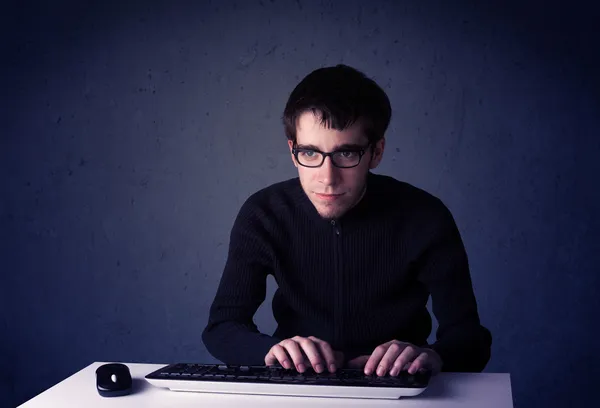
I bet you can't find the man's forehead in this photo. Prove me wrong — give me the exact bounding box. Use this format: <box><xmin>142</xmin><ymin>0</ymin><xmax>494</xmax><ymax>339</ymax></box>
<box><xmin>296</xmin><ymin>112</ymin><xmax>368</xmax><ymax>147</ymax></box>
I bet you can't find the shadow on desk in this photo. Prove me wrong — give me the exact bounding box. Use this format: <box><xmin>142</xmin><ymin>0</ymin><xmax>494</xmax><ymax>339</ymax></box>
<box><xmin>131</xmin><ymin>378</ymin><xmax>153</xmax><ymax>394</ymax></box>
<box><xmin>417</xmin><ymin>376</ymin><xmax>447</xmax><ymax>399</ymax></box>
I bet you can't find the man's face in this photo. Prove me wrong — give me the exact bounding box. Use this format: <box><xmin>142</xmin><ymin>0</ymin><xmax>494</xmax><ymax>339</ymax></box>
<box><xmin>288</xmin><ymin>112</ymin><xmax>385</xmax><ymax>219</ymax></box>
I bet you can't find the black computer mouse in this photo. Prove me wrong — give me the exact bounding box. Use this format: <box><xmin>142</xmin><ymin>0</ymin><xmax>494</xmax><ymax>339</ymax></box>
<box><xmin>95</xmin><ymin>363</ymin><xmax>132</xmax><ymax>397</ymax></box>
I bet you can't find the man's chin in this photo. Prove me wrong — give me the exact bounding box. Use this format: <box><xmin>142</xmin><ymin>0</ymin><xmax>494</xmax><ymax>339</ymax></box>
<box><xmin>315</xmin><ymin>204</ymin><xmax>346</xmax><ymax>220</ymax></box>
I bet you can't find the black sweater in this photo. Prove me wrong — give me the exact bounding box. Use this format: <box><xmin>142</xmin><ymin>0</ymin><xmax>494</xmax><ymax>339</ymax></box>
<box><xmin>202</xmin><ymin>172</ymin><xmax>492</xmax><ymax>372</ymax></box>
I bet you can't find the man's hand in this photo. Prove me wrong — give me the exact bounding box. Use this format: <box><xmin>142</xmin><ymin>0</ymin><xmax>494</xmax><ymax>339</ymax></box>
<box><xmin>265</xmin><ymin>336</ymin><xmax>344</xmax><ymax>373</ymax></box>
<box><xmin>347</xmin><ymin>340</ymin><xmax>443</xmax><ymax>376</ymax></box>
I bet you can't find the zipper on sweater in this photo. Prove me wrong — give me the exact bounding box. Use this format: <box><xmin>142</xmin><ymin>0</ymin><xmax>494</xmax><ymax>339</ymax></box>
<box><xmin>331</xmin><ymin>219</ymin><xmax>343</xmax><ymax>348</ymax></box>
<box><xmin>330</xmin><ymin>219</ymin><xmax>340</xmax><ymax>236</ymax></box>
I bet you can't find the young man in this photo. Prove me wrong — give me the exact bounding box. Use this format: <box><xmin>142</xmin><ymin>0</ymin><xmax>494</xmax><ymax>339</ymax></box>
<box><xmin>202</xmin><ymin>65</ymin><xmax>492</xmax><ymax>377</ymax></box>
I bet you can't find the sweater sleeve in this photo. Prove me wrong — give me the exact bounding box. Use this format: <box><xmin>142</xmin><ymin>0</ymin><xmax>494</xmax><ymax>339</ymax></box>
<box><xmin>416</xmin><ymin>200</ymin><xmax>492</xmax><ymax>372</ymax></box>
<box><xmin>201</xmin><ymin>196</ymin><xmax>281</xmax><ymax>364</ymax></box>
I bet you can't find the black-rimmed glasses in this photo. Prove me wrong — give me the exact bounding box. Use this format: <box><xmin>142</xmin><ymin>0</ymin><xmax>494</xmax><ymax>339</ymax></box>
<box><xmin>292</xmin><ymin>143</ymin><xmax>371</xmax><ymax>168</ymax></box>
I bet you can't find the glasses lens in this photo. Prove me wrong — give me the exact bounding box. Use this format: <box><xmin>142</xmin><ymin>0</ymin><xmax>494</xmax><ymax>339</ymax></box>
<box><xmin>332</xmin><ymin>151</ymin><xmax>361</xmax><ymax>168</ymax></box>
<box><xmin>296</xmin><ymin>150</ymin><xmax>323</xmax><ymax>167</ymax></box>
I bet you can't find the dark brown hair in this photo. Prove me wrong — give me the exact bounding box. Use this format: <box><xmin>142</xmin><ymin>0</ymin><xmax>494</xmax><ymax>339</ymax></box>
<box><xmin>282</xmin><ymin>64</ymin><xmax>392</xmax><ymax>144</ymax></box>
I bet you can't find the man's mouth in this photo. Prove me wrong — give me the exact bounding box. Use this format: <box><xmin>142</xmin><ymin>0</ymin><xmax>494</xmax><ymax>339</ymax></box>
<box><xmin>314</xmin><ymin>193</ymin><xmax>344</xmax><ymax>201</ymax></box>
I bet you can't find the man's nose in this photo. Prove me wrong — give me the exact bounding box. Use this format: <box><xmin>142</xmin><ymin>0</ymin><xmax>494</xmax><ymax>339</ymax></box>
<box><xmin>318</xmin><ymin>156</ymin><xmax>339</xmax><ymax>185</ymax></box>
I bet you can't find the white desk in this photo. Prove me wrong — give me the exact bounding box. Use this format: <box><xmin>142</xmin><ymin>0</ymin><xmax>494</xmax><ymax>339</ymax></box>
<box><xmin>18</xmin><ymin>362</ymin><xmax>513</xmax><ymax>407</ymax></box>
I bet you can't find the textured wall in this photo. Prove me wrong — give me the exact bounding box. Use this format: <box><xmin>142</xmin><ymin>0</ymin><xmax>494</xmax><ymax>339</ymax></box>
<box><xmin>2</xmin><ymin>0</ymin><xmax>599</xmax><ymax>407</ymax></box>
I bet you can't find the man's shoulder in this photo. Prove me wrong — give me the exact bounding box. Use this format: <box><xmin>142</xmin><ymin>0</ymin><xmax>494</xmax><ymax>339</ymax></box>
<box><xmin>237</xmin><ymin>177</ymin><xmax>301</xmax><ymax>219</ymax></box>
<box><xmin>370</xmin><ymin>172</ymin><xmax>458</xmax><ymax>234</ymax></box>
<box><xmin>245</xmin><ymin>177</ymin><xmax>300</xmax><ymax>204</ymax></box>
<box><xmin>370</xmin><ymin>173</ymin><xmax>445</xmax><ymax>210</ymax></box>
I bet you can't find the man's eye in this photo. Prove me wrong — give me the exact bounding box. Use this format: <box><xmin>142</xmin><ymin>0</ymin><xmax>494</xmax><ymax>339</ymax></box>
<box><xmin>339</xmin><ymin>151</ymin><xmax>357</xmax><ymax>158</ymax></box>
<box><xmin>300</xmin><ymin>150</ymin><xmax>317</xmax><ymax>157</ymax></box>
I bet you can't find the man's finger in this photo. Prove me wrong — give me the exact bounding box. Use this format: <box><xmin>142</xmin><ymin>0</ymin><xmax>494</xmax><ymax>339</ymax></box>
<box><xmin>297</xmin><ymin>337</ymin><xmax>325</xmax><ymax>372</ymax></box>
<box><xmin>346</xmin><ymin>355</ymin><xmax>370</xmax><ymax>369</ymax></box>
<box><xmin>280</xmin><ymin>339</ymin><xmax>308</xmax><ymax>372</ymax></box>
<box><xmin>391</xmin><ymin>345</ymin><xmax>419</xmax><ymax>376</ymax></box>
<box><xmin>310</xmin><ymin>338</ymin><xmax>337</xmax><ymax>372</ymax></box>
<box><xmin>376</xmin><ymin>342</ymin><xmax>403</xmax><ymax>376</ymax></box>
<box><xmin>264</xmin><ymin>350</ymin><xmax>278</xmax><ymax>366</ymax></box>
<box><xmin>407</xmin><ymin>352</ymin><xmax>429</xmax><ymax>375</ymax></box>
<box><xmin>364</xmin><ymin>343</ymin><xmax>391</xmax><ymax>375</ymax></box>
<box><xmin>266</xmin><ymin>344</ymin><xmax>292</xmax><ymax>369</ymax></box>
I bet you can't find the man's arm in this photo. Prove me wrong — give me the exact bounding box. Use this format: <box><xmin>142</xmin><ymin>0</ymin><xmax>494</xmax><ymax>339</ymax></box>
<box><xmin>202</xmin><ymin>197</ymin><xmax>281</xmax><ymax>364</ymax></box>
<box><xmin>416</xmin><ymin>200</ymin><xmax>492</xmax><ymax>372</ymax></box>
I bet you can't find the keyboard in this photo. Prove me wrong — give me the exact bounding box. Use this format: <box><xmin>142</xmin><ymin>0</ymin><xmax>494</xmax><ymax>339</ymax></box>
<box><xmin>145</xmin><ymin>363</ymin><xmax>432</xmax><ymax>399</ymax></box>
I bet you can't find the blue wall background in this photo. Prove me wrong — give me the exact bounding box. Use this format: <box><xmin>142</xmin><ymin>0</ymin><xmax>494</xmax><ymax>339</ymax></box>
<box><xmin>2</xmin><ymin>0</ymin><xmax>599</xmax><ymax>407</ymax></box>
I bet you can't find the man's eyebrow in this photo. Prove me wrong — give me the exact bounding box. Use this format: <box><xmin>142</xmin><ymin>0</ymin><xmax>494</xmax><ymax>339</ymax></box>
<box><xmin>295</xmin><ymin>143</ymin><xmax>368</xmax><ymax>151</ymax></box>
<box><xmin>295</xmin><ymin>144</ymin><xmax>321</xmax><ymax>150</ymax></box>
<box><xmin>334</xmin><ymin>143</ymin><xmax>368</xmax><ymax>150</ymax></box>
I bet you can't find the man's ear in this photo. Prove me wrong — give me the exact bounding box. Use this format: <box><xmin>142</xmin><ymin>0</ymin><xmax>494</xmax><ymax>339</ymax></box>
<box><xmin>288</xmin><ymin>139</ymin><xmax>298</xmax><ymax>168</ymax></box>
<box><xmin>369</xmin><ymin>138</ymin><xmax>385</xmax><ymax>169</ymax></box>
